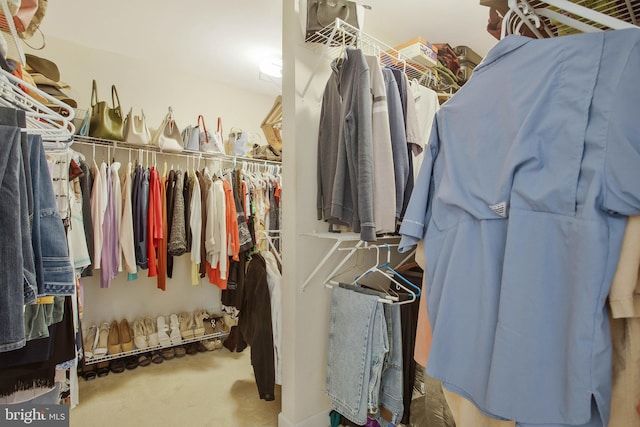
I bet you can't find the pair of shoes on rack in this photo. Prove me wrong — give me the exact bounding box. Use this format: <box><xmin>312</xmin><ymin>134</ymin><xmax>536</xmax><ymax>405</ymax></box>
<box><xmin>150</xmin><ymin>351</ymin><xmax>164</xmax><ymax>364</ymax></box>
<box><xmin>107</xmin><ymin>319</ymin><xmax>134</xmax><ymax>355</ymax></box>
<box><xmin>96</xmin><ymin>361</ymin><xmax>110</xmax><ymax>377</ymax></box>
<box><xmin>208</xmin><ymin>317</ymin><xmax>230</xmax><ymax>335</ymax></box>
<box><xmin>79</xmin><ymin>363</ymin><xmax>96</xmax><ymax>381</ymax></box>
<box><xmin>161</xmin><ymin>347</ymin><xmax>175</xmax><ymax>360</ymax></box>
<box><xmin>157</xmin><ymin>315</ymin><xmax>182</xmax><ymax>346</ymax></box>
<box><xmin>91</xmin><ymin>323</ymin><xmax>110</xmax><ymax>358</ymax></box>
<box><xmin>132</xmin><ymin>317</ymin><xmax>160</xmax><ymax>350</ymax></box>
<box><xmin>194</xmin><ymin>310</ymin><xmax>208</xmax><ymax>337</ymax></box>
<box><xmin>179</xmin><ymin>310</ymin><xmax>208</xmax><ymax>339</ymax></box>
<box><xmin>137</xmin><ymin>353</ymin><xmax>152</xmax><ymax>367</ymax></box>
<box><xmin>110</xmin><ymin>359</ymin><xmax>126</xmax><ymax>374</ymax></box>
<box><xmin>174</xmin><ymin>346</ymin><xmax>187</xmax><ymax>358</ymax></box>
<box><xmin>83</xmin><ymin>325</ymin><xmax>98</xmax><ymax>360</ymax></box>
<box><xmin>202</xmin><ymin>338</ymin><xmax>223</xmax><ymax>351</ymax></box>
<box><xmin>184</xmin><ymin>343</ymin><xmax>198</xmax><ymax>355</ymax></box>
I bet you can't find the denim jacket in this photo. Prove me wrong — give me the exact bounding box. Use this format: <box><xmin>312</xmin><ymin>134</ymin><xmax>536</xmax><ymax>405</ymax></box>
<box><xmin>29</xmin><ymin>135</ymin><xmax>74</xmax><ymax>296</ymax></box>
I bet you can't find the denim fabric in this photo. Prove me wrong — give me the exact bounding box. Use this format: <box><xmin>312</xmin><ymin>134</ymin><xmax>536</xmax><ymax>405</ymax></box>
<box><xmin>327</xmin><ymin>286</ymin><xmax>387</xmax><ymax>425</ymax></box>
<box><xmin>28</xmin><ymin>135</ymin><xmax>74</xmax><ymax>296</ymax></box>
<box><xmin>0</xmin><ymin>109</ymin><xmax>36</xmax><ymax>306</ymax></box>
<box><xmin>378</xmin><ymin>302</ymin><xmax>404</xmax><ymax>425</ymax></box>
<box><xmin>0</xmin><ymin>107</ymin><xmax>32</xmax><ymax>218</ymax></box>
<box><xmin>0</xmin><ymin>125</ymin><xmax>32</xmax><ymax>352</ymax></box>
<box><xmin>337</xmin><ymin>282</ymin><xmax>402</xmax><ymax>421</ymax></box>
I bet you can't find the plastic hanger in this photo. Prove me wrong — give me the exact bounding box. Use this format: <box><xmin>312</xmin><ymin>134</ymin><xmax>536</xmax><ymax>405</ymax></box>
<box><xmin>352</xmin><ymin>243</ymin><xmax>420</xmax><ymax>305</ymax></box>
<box><xmin>0</xmin><ymin>71</ymin><xmax>75</xmax><ymax>143</ymax></box>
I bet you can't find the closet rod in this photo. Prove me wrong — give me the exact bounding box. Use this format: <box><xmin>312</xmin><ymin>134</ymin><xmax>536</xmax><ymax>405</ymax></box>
<box><xmin>73</xmin><ymin>136</ymin><xmax>283</xmax><ymax>167</ymax></box>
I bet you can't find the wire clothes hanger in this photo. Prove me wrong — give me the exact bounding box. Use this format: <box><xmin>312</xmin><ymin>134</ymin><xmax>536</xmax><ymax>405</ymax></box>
<box><xmin>345</xmin><ymin>243</ymin><xmax>421</xmax><ymax>305</ymax></box>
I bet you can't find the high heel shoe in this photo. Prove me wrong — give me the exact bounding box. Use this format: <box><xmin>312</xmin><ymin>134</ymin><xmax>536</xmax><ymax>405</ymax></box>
<box><xmin>144</xmin><ymin>316</ymin><xmax>160</xmax><ymax>347</ymax></box>
<box><xmin>156</xmin><ymin>316</ymin><xmax>172</xmax><ymax>347</ymax></box>
<box><xmin>93</xmin><ymin>323</ymin><xmax>109</xmax><ymax>358</ymax></box>
<box><xmin>169</xmin><ymin>314</ymin><xmax>182</xmax><ymax>345</ymax></box>
<box><xmin>178</xmin><ymin>312</ymin><xmax>194</xmax><ymax>340</ymax></box>
<box><xmin>133</xmin><ymin>318</ymin><xmax>148</xmax><ymax>350</ymax></box>
<box><xmin>107</xmin><ymin>320</ymin><xmax>121</xmax><ymax>355</ymax></box>
<box><xmin>120</xmin><ymin>319</ymin><xmax>134</xmax><ymax>352</ymax></box>
<box><xmin>83</xmin><ymin>325</ymin><xmax>98</xmax><ymax>360</ymax></box>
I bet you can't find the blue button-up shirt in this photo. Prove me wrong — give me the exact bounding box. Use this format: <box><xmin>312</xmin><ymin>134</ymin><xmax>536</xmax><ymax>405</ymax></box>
<box><xmin>399</xmin><ymin>29</ymin><xmax>640</xmax><ymax>426</ymax></box>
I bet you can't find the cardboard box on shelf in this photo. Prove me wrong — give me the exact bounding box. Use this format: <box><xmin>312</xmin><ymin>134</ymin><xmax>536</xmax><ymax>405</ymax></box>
<box><xmin>394</xmin><ymin>37</ymin><xmax>438</xmax><ymax>68</ymax></box>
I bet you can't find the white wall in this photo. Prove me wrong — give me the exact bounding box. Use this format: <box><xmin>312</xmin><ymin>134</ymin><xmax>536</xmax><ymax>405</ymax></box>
<box><xmin>281</xmin><ymin>1</ymin><xmax>347</xmax><ymax>425</ymax></box>
<box><xmin>14</xmin><ymin>37</ymin><xmax>276</xmax><ymax>327</ymax></box>
<box><xmin>20</xmin><ymin>36</ymin><xmax>274</xmax><ymax>140</ymax></box>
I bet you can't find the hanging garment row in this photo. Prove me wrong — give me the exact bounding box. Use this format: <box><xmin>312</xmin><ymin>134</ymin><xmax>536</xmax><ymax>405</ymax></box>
<box><xmin>317</xmin><ymin>47</ymin><xmax>440</xmax><ymax>242</ymax></box>
<box><xmin>69</xmin><ymin>145</ymin><xmax>283</xmax><ymax>291</ymax></box>
<box><xmin>0</xmin><ymin>105</ymin><xmax>76</xmax><ymax>404</ymax></box>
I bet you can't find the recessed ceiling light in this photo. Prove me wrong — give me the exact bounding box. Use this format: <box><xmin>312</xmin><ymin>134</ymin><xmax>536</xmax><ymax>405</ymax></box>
<box><xmin>260</xmin><ymin>58</ymin><xmax>282</xmax><ymax>79</ymax></box>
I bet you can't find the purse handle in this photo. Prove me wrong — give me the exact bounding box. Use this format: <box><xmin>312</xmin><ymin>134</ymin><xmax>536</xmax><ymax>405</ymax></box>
<box><xmin>197</xmin><ymin>115</ymin><xmax>209</xmax><ymax>143</ymax></box>
<box><xmin>91</xmin><ymin>79</ymin><xmax>98</xmax><ymax>107</ymax></box>
<box><xmin>111</xmin><ymin>85</ymin><xmax>122</xmax><ymax>112</ymax></box>
<box><xmin>217</xmin><ymin>117</ymin><xmax>222</xmax><ymax>136</ymax></box>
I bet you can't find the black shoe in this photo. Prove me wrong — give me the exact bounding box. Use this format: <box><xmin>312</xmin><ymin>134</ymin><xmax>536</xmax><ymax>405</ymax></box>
<box><xmin>110</xmin><ymin>359</ymin><xmax>126</xmax><ymax>373</ymax></box>
<box><xmin>125</xmin><ymin>356</ymin><xmax>139</xmax><ymax>370</ymax></box>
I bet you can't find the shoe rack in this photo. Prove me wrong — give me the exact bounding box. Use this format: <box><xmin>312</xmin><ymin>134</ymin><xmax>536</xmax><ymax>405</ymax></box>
<box><xmin>83</xmin><ymin>307</ymin><xmax>238</xmax><ymax>365</ymax></box>
<box><xmin>84</xmin><ymin>330</ymin><xmax>230</xmax><ymax>365</ymax></box>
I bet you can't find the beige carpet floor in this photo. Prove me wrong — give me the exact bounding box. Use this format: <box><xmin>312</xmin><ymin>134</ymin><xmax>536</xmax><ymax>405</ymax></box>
<box><xmin>71</xmin><ymin>348</ymin><xmax>281</xmax><ymax>427</ymax></box>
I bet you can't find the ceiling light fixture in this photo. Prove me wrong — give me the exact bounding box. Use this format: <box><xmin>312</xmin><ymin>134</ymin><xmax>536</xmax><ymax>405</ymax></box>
<box><xmin>260</xmin><ymin>58</ymin><xmax>282</xmax><ymax>79</ymax></box>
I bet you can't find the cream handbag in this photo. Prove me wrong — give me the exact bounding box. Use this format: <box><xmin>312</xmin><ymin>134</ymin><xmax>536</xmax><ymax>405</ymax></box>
<box><xmin>123</xmin><ymin>108</ymin><xmax>151</xmax><ymax>145</ymax></box>
<box><xmin>152</xmin><ymin>107</ymin><xmax>184</xmax><ymax>153</ymax></box>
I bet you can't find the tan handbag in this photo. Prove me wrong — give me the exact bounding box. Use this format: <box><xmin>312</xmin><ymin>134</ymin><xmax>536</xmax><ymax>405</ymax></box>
<box><xmin>89</xmin><ymin>80</ymin><xmax>124</xmax><ymax>141</ymax></box>
<box><xmin>152</xmin><ymin>107</ymin><xmax>184</xmax><ymax>153</ymax></box>
<box><xmin>123</xmin><ymin>108</ymin><xmax>151</xmax><ymax>146</ymax></box>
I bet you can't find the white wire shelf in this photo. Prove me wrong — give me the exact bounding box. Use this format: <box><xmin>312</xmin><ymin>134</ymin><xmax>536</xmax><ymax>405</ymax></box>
<box><xmin>73</xmin><ymin>135</ymin><xmax>283</xmax><ymax>167</ymax></box>
<box><xmin>83</xmin><ymin>330</ymin><xmax>231</xmax><ymax>365</ymax></box>
<box><xmin>301</xmin><ymin>18</ymin><xmax>439</xmax><ymax>100</ymax></box>
<box><xmin>501</xmin><ymin>0</ymin><xmax>638</xmax><ymax>39</ymax></box>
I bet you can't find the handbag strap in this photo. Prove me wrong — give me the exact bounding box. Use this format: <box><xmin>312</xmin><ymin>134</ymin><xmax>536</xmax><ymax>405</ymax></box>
<box><xmin>111</xmin><ymin>85</ymin><xmax>121</xmax><ymax>111</ymax></box>
<box><xmin>91</xmin><ymin>80</ymin><xmax>98</xmax><ymax>107</ymax></box>
<box><xmin>217</xmin><ymin>117</ymin><xmax>222</xmax><ymax>135</ymax></box>
<box><xmin>197</xmin><ymin>115</ymin><xmax>209</xmax><ymax>142</ymax></box>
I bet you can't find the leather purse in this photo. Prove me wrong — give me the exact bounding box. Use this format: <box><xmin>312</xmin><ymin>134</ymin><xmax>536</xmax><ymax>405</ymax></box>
<box><xmin>123</xmin><ymin>108</ymin><xmax>151</xmax><ymax>145</ymax></box>
<box><xmin>89</xmin><ymin>80</ymin><xmax>124</xmax><ymax>141</ymax></box>
<box><xmin>199</xmin><ymin>116</ymin><xmax>225</xmax><ymax>154</ymax></box>
<box><xmin>306</xmin><ymin>0</ymin><xmax>359</xmax><ymax>41</ymax></box>
<box><xmin>152</xmin><ymin>107</ymin><xmax>184</xmax><ymax>153</ymax></box>
<box><xmin>181</xmin><ymin>123</ymin><xmax>200</xmax><ymax>151</ymax></box>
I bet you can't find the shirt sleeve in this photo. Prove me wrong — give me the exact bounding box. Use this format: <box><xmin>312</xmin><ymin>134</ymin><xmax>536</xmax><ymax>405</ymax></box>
<box><xmin>398</xmin><ymin>118</ymin><xmax>440</xmax><ymax>253</ymax></box>
<box><xmin>602</xmin><ymin>40</ymin><xmax>640</xmax><ymax>216</ymax></box>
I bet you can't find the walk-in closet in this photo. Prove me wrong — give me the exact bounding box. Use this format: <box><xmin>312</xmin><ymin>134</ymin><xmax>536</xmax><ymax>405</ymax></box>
<box><xmin>1</xmin><ymin>1</ymin><xmax>639</xmax><ymax>427</ymax></box>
